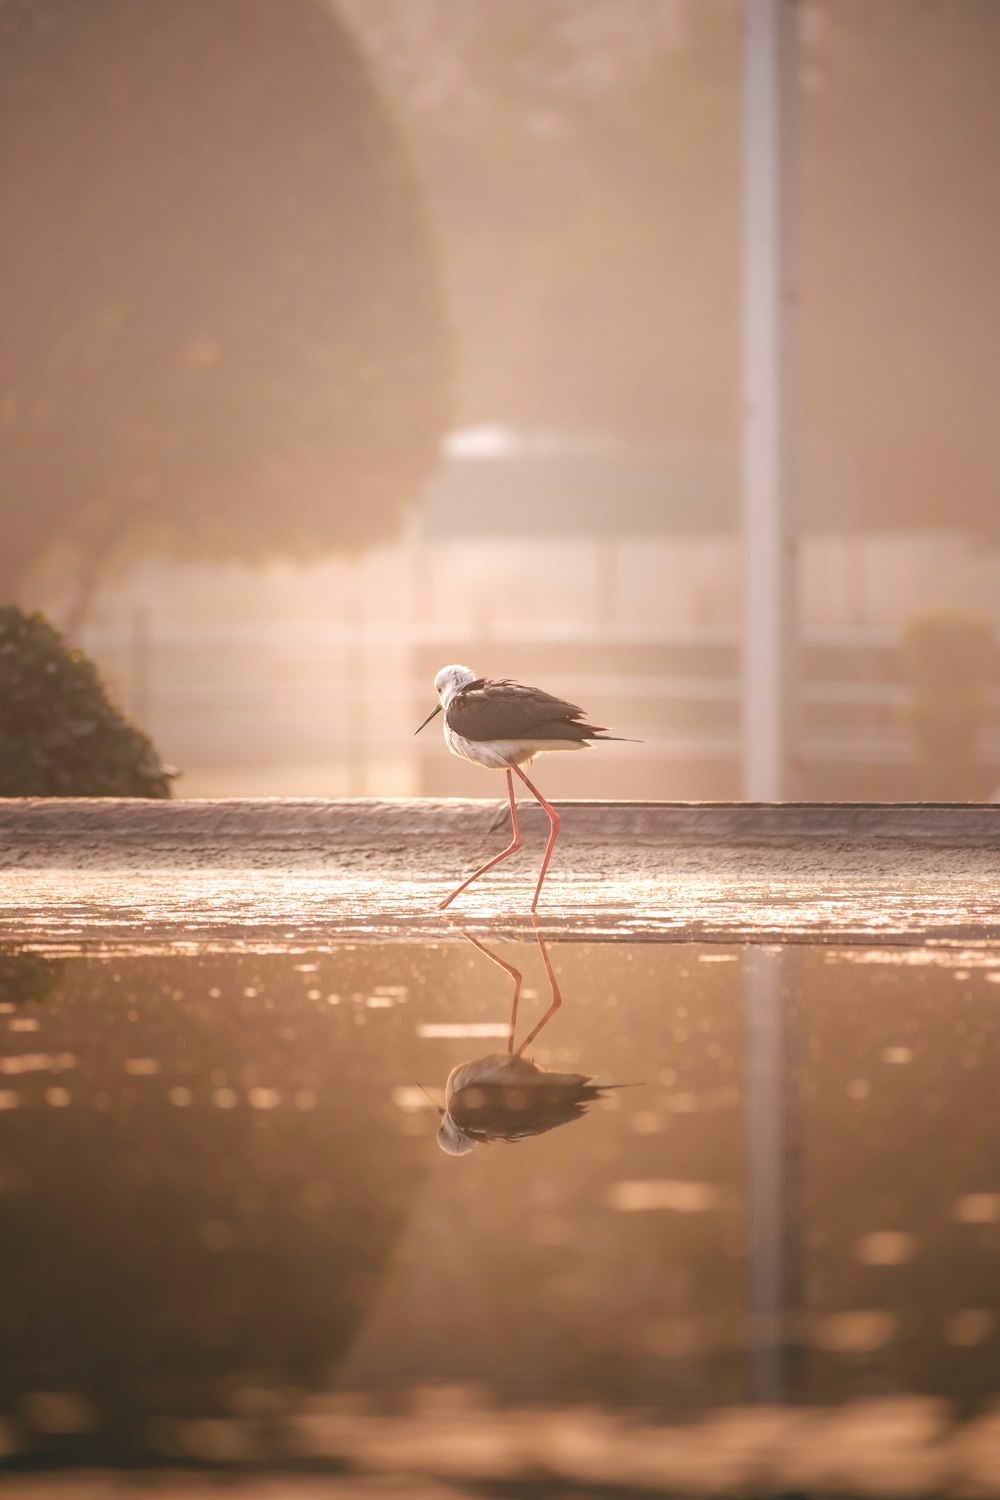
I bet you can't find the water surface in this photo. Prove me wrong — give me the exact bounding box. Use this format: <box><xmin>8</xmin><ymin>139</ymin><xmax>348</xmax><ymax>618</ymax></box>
<box><xmin>2</xmin><ymin>931</ymin><xmax>999</xmax><ymax>1485</ymax></box>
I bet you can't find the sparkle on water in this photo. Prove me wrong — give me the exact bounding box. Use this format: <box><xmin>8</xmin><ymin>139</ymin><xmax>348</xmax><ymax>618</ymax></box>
<box><xmin>1</xmin><ymin>914</ymin><xmax>999</xmax><ymax>1492</ymax></box>
<box><xmin>6</xmin><ymin>850</ymin><xmax>1000</xmax><ymax>951</ymax></box>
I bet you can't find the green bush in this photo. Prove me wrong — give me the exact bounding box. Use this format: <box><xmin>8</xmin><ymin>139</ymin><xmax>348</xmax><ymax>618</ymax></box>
<box><xmin>0</xmin><ymin>607</ymin><xmax>173</xmax><ymax>797</ymax></box>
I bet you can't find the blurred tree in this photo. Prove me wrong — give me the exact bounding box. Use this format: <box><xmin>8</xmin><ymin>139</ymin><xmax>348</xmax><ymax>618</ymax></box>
<box><xmin>802</xmin><ymin>0</ymin><xmax>1000</xmax><ymax>539</ymax></box>
<box><xmin>343</xmin><ymin>0</ymin><xmax>1000</xmax><ymax>537</ymax></box>
<box><xmin>0</xmin><ymin>607</ymin><xmax>173</xmax><ymax>796</ymax></box>
<box><xmin>901</xmin><ymin>609</ymin><xmax>998</xmax><ymax>799</ymax></box>
<box><xmin>0</xmin><ymin>0</ymin><xmax>452</xmax><ymax>610</ymax></box>
<box><xmin>340</xmin><ymin>0</ymin><xmax>739</xmax><ymax>443</ymax></box>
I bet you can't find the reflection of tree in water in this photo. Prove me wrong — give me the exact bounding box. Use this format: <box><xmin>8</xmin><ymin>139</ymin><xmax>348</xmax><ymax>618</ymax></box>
<box><xmin>430</xmin><ymin>926</ymin><xmax>631</xmax><ymax>1156</ymax></box>
<box><xmin>0</xmin><ymin>954</ymin><xmax>429</xmax><ymax>1463</ymax></box>
<box><xmin>0</xmin><ymin>950</ymin><xmax>65</xmax><ymax>1009</ymax></box>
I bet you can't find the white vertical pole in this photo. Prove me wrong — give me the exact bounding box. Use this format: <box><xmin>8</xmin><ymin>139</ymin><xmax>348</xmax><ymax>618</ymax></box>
<box><xmin>741</xmin><ymin>0</ymin><xmax>799</xmax><ymax>800</ymax></box>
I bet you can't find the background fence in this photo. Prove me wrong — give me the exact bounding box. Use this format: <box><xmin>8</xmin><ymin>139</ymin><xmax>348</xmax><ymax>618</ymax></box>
<box><xmin>78</xmin><ymin>620</ymin><xmax>1000</xmax><ymax>802</ymax></box>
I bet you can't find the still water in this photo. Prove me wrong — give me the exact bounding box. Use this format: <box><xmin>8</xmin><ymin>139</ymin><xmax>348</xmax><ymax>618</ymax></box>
<box><xmin>1</xmin><ymin>932</ymin><xmax>999</xmax><ymax>1488</ymax></box>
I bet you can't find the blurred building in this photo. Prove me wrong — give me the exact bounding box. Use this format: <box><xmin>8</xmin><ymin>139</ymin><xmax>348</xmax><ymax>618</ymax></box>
<box><xmin>18</xmin><ymin>0</ymin><xmax>1000</xmax><ymax>802</ymax></box>
<box><xmin>72</xmin><ymin>425</ymin><xmax>1000</xmax><ymax>801</ymax></box>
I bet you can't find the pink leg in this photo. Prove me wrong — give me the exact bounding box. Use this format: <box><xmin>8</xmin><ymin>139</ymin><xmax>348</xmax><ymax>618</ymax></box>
<box><xmin>437</xmin><ymin>770</ymin><xmax>521</xmax><ymax>910</ymax></box>
<box><xmin>511</xmin><ymin>764</ymin><xmax>561</xmax><ymax>912</ymax></box>
<box><xmin>458</xmin><ymin>927</ymin><xmax>523</xmax><ymax>1053</ymax></box>
<box><xmin>515</xmin><ymin>920</ymin><xmax>563</xmax><ymax>1055</ymax></box>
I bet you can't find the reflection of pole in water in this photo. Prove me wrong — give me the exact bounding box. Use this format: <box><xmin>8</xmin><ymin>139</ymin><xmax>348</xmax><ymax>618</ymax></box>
<box><xmin>743</xmin><ymin>947</ymin><xmax>802</xmax><ymax>1402</ymax></box>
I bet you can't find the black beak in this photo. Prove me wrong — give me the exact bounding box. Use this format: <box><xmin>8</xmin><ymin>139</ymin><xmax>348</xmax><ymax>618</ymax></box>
<box><xmin>414</xmin><ymin>703</ymin><xmax>443</xmax><ymax>735</ymax></box>
<box><xmin>417</xmin><ymin>1083</ymin><xmax>445</xmax><ymax>1117</ymax></box>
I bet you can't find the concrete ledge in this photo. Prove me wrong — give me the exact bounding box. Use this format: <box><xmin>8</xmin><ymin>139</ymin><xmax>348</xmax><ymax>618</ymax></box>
<box><xmin>5</xmin><ymin>799</ymin><xmax>1000</xmax><ymax>948</ymax></box>
<box><xmin>2</xmin><ymin>796</ymin><xmax>999</xmax><ymax>867</ymax></box>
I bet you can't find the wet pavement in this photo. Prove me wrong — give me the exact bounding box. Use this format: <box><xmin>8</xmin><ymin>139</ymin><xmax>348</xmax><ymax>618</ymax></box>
<box><xmin>6</xmin><ymin>848</ymin><xmax>1000</xmax><ymax>951</ymax></box>
<box><xmin>2</xmin><ymin>800</ymin><xmax>1000</xmax><ymax>1494</ymax></box>
<box><xmin>3</xmin><ymin>798</ymin><xmax>1000</xmax><ymax>949</ymax></box>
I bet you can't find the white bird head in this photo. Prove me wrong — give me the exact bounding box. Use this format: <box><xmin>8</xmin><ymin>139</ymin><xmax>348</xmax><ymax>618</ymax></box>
<box><xmin>433</xmin><ymin>663</ymin><xmax>477</xmax><ymax>705</ymax></box>
<box><xmin>415</xmin><ymin>663</ymin><xmax>477</xmax><ymax>734</ymax></box>
<box><xmin>437</xmin><ymin>1113</ymin><xmax>478</xmax><ymax>1156</ymax></box>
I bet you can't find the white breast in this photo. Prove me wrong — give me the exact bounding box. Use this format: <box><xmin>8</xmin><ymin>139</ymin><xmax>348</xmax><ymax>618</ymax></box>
<box><xmin>443</xmin><ymin>724</ymin><xmax>586</xmax><ymax>770</ymax></box>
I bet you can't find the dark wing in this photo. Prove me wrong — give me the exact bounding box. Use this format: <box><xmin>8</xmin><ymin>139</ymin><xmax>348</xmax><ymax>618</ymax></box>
<box><xmin>447</xmin><ymin>677</ymin><xmax>608</xmax><ymax>743</ymax></box>
<box><xmin>449</xmin><ymin>1079</ymin><xmax>609</xmax><ymax>1143</ymax></box>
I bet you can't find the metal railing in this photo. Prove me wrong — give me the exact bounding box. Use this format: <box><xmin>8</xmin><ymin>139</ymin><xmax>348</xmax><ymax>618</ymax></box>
<box><xmin>78</xmin><ymin>620</ymin><xmax>1000</xmax><ymax>797</ymax></box>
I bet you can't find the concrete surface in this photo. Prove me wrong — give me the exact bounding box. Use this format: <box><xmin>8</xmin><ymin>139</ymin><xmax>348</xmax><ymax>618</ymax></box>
<box><xmin>2</xmin><ymin>799</ymin><xmax>999</xmax><ymax>950</ymax></box>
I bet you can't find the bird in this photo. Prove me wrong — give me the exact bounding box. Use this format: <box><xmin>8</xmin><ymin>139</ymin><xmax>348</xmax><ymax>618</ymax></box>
<box><xmin>414</xmin><ymin>664</ymin><xmax>630</xmax><ymax>911</ymax></box>
<box><xmin>431</xmin><ymin>1053</ymin><xmax>621</xmax><ymax>1156</ymax></box>
<box><xmin>423</xmin><ymin>925</ymin><xmax>630</xmax><ymax>1156</ymax></box>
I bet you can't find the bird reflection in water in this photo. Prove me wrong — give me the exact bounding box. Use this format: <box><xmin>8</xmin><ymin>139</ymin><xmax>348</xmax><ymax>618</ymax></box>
<box><xmin>427</xmin><ymin>924</ymin><xmax>628</xmax><ymax>1155</ymax></box>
